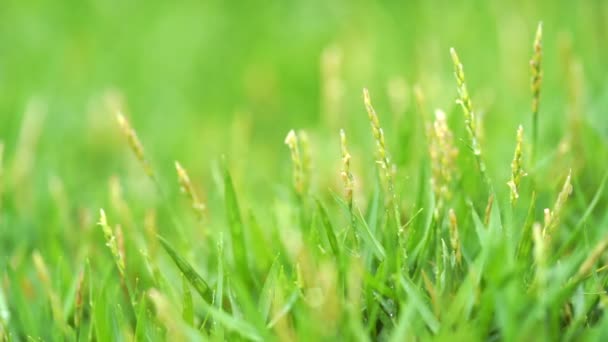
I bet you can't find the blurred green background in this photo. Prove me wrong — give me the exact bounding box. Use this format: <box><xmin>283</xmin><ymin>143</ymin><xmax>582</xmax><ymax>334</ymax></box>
<box><xmin>3</xmin><ymin>1</ymin><xmax>608</xmax><ymax>339</ymax></box>
<box><xmin>1</xmin><ymin>0</ymin><xmax>607</xmax><ymax>214</ymax></box>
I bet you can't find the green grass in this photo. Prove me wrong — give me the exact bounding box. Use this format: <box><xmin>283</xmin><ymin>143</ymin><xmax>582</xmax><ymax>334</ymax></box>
<box><xmin>2</xmin><ymin>1</ymin><xmax>608</xmax><ymax>341</ymax></box>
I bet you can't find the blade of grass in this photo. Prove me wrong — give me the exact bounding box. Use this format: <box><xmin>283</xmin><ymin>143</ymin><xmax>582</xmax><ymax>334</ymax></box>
<box><xmin>556</xmin><ymin>169</ymin><xmax>608</xmax><ymax>258</ymax></box>
<box><xmin>158</xmin><ymin>235</ymin><xmax>211</xmax><ymax>302</ymax></box>
<box><xmin>182</xmin><ymin>274</ymin><xmax>194</xmax><ymax>326</ymax></box>
<box><xmin>354</xmin><ymin>206</ymin><xmax>386</xmax><ymax>261</ymax></box>
<box><xmin>258</xmin><ymin>255</ymin><xmax>281</xmax><ymax>324</ymax></box>
<box><xmin>213</xmin><ymin>235</ymin><xmax>225</xmax><ymax>339</ymax></box>
<box><xmin>223</xmin><ymin>166</ymin><xmax>250</xmax><ymax>278</ymax></box>
<box><xmin>266</xmin><ymin>289</ymin><xmax>299</xmax><ymax>329</ymax></box>
<box><xmin>398</xmin><ymin>275</ymin><xmax>440</xmax><ymax>333</ymax></box>
<box><xmin>316</xmin><ymin>199</ymin><xmax>340</xmax><ymax>258</ymax></box>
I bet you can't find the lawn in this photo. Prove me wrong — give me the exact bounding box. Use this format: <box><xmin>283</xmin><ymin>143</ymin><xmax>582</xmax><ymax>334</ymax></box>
<box><xmin>1</xmin><ymin>1</ymin><xmax>608</xmax><ymax>340</ymax></box>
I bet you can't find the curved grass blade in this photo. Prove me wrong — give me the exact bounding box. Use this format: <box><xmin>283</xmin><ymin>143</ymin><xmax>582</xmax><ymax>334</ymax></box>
<box><xmin>200</xmin><ymin>300</ymin><xmax>263</xmax><ymax>341</ymax></box>
<box><xmin>398</xmin><ymin>275</ymin><xmax>440</xmax><ymax>334</ymax></box>
<box><xmin>158</xmin><ymin>235</ymin><xmax>211</xmax><ymax>302</ymax></box>
<box><xmin>258</xmin><ymin>255</ymin><xmax>281</xmax><ymax>323</ymax></box>
<box><xmin>266</xmin><ymin>289</ymin><xmax>300</xmax><ymax>329</ymax></box>
<box><xmin>135</xmin><ymin>293</ymin><xmax>150</xmax><ymax>342</ymax></box>
<box><xmin>355</xmin><ymin>206</ymin><xmax>386</xmax><ymax>261</ymax></box>
<box><xmin>556</xmin><ymin>170</ymin><xmax>608</xmax><ymax>258</ymax></box>
<box><xmin>331</xmin><ymin>190</ymin><xmax>385</xmax><ymax>260</ymax></box>
<box><xmin>316</xmin><ymin>199</ymin><xmax>340</xmax><ymax>258</ymax></box>
<box><xmin>223</xmin><ymin>166</ymin><xmax>249</xmax><ymax>277</ymax></box>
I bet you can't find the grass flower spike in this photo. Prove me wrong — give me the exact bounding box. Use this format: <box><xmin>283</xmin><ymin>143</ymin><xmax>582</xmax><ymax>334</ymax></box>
<box><xmin>448</xmin><ymin>209</ymin><xmax>462</xmax><ymax>266</ymax></box>
<box><xmin>98</xmin><ymin>209</ymin><xmax>126</xmax><ymax>278</ymax></box>
<box><xmin>116</xmin><ymin>111</ymin><xmax>154</xmax><ymax>178</ymax></box>
<box><xmin>175</xmin><ymin>161</ymin><xmax>206</xmax><ymax>221</ymax></box>
<box><xmin>543</xmin><ymin>169</ymin><xmax>573</xmax><ymax>236</ymax></box>
<box><xmin>530</xmin><ymin>22</ymin><xmax>543</xmax><ymax>161</ymax></box>
<box><xmin>507</xmin><ymin>125</ymin><xmax>526</xmax><ymax>204</ymax></box>
<box><xmin>340</xmin><ymin>129</ymin><xmax>354</xmax><ymax>208</ymax></box>
<box><xmin>285</xmin><ymin>129</ymin><xmax>304</xmax><ymax>195</ymax></box>
<box><xmin>450</xmin><ymin>48</ymin><xmax>491</xmax><ymax>188</ymax></box>
<box><xmin>429</xmin><ymin>109</ymin><xmax>458</xmax><ymax>215</ymax></box>
<box><xmin>450</xmin><ymin>48</ymin><xmax>478</xmax><ymax>155</ymax></box>
<box><xmin>363</xmin><ymin>88</ymin><xmax>402</xmax><ymax>232</ymax></box>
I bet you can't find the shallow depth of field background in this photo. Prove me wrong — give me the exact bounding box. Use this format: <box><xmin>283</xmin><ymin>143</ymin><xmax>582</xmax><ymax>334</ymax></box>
<box><xmin>1</xmin><ymin>0</ymin><xmax>607</xmax><ymax>247</ymax></box>
<box><xmin>2</xmin><ymin>1</ymin><xmax>607</xmax><ymax>183</ymax></box>
<box><xmin>2</xmin><ymin>0</ymin><xmax>608</xmax><ymax>289</ymax></box>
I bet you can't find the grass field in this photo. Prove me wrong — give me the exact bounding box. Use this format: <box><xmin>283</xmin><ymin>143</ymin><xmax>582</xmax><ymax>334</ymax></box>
<box><xmin>2</xmin><ymin>1</ymin><xmax>608</xmax><ymax>340</ymax></box>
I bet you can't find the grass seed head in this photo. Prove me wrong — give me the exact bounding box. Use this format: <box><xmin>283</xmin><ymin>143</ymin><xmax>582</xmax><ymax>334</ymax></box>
<box><xmin>98</xmin><ymin>209</ymin><xmax>126</xmax><ymax>278</ymax></box>
<box><xmin>450</xmin><ymin>48</ymin><xmax>477</xmax><ymax>152</ymax></box>
<box><xmin>532</xmin><ymin>223</ymin><xmax>546</xmax><ymax>289</ymax></box>
<box><xmin>577</xmin><ymin>237</ymin><xmax>608</xmax><ymax>279</ymax></box>
<box><xmin>577</xmin><ymin>235</ymin><xmax>608</xmax><ymax>279</ymax></box>
<box><xmin>363</xmin><ymin>88</ymin><xmax>402</xmax><ymax>232</ymax></box>
<box><xmin>175</xmin><ymin>161</ymin><xmax>206</xmax><ymax>221</ymax></box>
<box><xmin>363</xmin><ymin>88</ymin><xmax>388</xmax><ymax>164</ymax></box>
<box><xmin>543</xmin><ymin>169</ymin><xmax>573</xmax><ymax>236</ymax></box>
<box><xmin>530</xmin><ymin>22</ymin><xmax>543</xmax><ymax>161</ymax></box>
<box><xmin>363</xmin><ymin>90</ymin><xmax>391</xmax><ymax>190</ymax></box>
<box><xmin>116</xmin><ymin>111</ymin><xmax>154</xmax><ymax>178</ymax></box>
<box><xmin>507</xmin><ymin>125</ymin><xmax>527</xmax><ymax>204</ymax></box>
<box><xmin>429</xmin><ymin>109</ymin><xmax>458</xmax><ymax>214</ymax></box>
<box><xmin>448</xmin><ymin>208</ymin><xmax>462</xmax><ymax>266</ymax></box>
<box><xmin>450</xmin><ymin>48</ymin><xmax>492</xmax><ymax>189</ymax></box>
<box><xmin>284</xmin><ymin>129</ymin><xmax>304</xmax><ymax>195</ymax></box>
<box><xmin>531</xmin><ymin>22</ymin><xmax>543</xmax><ymax>117</ymax></box>
<box><xmin>340</xmin><ymin>129</ymin><xmax>354</xmax><ymax>206</ymax></box>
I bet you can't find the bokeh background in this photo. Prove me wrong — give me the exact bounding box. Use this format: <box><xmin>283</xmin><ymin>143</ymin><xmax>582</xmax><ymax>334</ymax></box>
<box><xmin>1</xmin><ymin>0</ymin><xmax>607</xmax><ymax>227</ymax></box>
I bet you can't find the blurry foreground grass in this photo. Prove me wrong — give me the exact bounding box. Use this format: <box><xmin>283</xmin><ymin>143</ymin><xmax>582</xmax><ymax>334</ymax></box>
<box><xmin>2</xmin><ymin>1</ymin><xmax>608</xmax><ymax>341</ymax></box>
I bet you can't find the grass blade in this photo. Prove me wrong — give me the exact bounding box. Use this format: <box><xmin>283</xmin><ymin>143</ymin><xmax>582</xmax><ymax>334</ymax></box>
<box><xmin>258</xmin><ymin>256</ymin><xmax>281</xmax><ymax>323</ymax></box>
<box><xmin>181</xmin><ymin>274</ymin><xmax>194</xmax><ymax>326</ymax></box>
<box><xmin>398</xmin><ymin>275</ymin><xmax>440</xmax><ymax>334</ymax></box>
<box><xmin>158</xmin><ymin>235</ymin><xmax>211</xmax><ymax>302</ymax></box>
<box><xmin>316</xmin><ymin>199</ymin><xmax>340</xmax><ymax>258</ymax></box>
<box><xmin>224</xmin><ymin>166</ymin><xmax>249</xmax><ymax>276</ymax></box>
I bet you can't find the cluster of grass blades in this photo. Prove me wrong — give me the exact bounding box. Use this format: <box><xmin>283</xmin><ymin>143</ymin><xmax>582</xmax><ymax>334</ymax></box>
<box><xmin>3</xmin><ymin>21</ymin><xmax>608</xmax><ymax>341</ymax></box>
